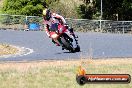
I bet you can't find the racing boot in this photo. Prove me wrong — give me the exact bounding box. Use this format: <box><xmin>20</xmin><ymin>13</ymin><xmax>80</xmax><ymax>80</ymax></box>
<box><xmin>62</xmin><ymin>46</ymin><xmax>65</xmax><ymax>50</ymax></box>
<box><xmin>52</xmin><ymin>39</ymin><xmax>60</xmax><ymax>46</ymax></box>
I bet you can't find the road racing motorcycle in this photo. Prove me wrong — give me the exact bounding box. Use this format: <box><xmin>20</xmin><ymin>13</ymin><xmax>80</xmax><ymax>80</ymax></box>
<box><xmin>49</xmin><ymin>23</ymin><xmax>80</xmax><ymax>53</ymax></box>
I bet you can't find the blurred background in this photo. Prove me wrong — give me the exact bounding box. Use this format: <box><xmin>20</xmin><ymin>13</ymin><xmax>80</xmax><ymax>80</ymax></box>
<box><xmin>0</xmin><ymin>0</ymin><xmax>132</xmax><ymax>33</ymax></box>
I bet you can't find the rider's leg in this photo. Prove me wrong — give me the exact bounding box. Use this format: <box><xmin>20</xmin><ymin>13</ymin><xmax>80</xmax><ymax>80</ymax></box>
<box><xmin>69</xmin><ymin>28</ymin><xmax>73</xmax><ymax>33</ymax></box>
<box><xmin>64</xmin><ymin>25</ymin><xmax>74</xmax><ymax>36</ymax></box>
<box><xmin>67</xmin><ymin>27</ymin><xmax>77</xmax><ymax>39</ymax></box>
<box><xmin>52</xmin><ymin>39</ymin><xmax>60</xmax><ymax>46</ymax></box>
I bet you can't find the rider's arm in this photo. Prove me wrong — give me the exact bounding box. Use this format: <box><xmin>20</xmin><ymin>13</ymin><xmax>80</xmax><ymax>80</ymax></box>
<box><xmin>45</xmin><ymin>24</ymin><xmax>50</xmax><ymax>37</ymax></box>
<box><xmin>52</xmin><ymin>13</ymin><xmax>66</xmax><ymax>24</ymax></box>
<box><xmin>43</xmin><ymin>20</ymin><xmax>50</xmax><ymax>37</ymax></box>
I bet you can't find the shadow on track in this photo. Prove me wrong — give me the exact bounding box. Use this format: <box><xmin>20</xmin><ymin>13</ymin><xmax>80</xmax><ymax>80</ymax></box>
<box><xmin>55</xmin><ymin>51</ymin><xmax>82</xmax><ymax>55</ymax></box>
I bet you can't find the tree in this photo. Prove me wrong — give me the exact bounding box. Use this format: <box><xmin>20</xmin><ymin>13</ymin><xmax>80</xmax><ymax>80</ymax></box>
<box><xmin>2</xmin><ymin>0</ymin><xmax>58</xmax><ymax>16</ymax></box>
<box><xmin>78</xmin><ymin>0</ymin><xmax>132</xmax><ymax>20</ymax></box>
<box><xmin>49</xmin><ymin>1</ymin><xmax>78</xmax><ymax>18</ymax></box>
<box><xmin>96</xmin><ymin>0</ymin><xmax>132</xmax><ymax>20</ymax></box>
<box><xmin>77</xmin><ymin>0</ymin><xmax>97</xmax><ymax>19</ymax></box>
<box><xmin>121</xmin><ymin>0</ymin><xmax>132</xmax><ymax>20</ymax></box>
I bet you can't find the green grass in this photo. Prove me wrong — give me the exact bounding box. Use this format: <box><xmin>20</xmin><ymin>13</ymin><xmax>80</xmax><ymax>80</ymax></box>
<box><xmin>0</xmin><ymin>59</ymin><xmax>131</xmax><ymax>88</ymax></box>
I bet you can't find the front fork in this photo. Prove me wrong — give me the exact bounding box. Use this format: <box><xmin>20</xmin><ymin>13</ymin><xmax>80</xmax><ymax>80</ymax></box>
<box><xmin>66</xmin><ymin>32</ymin><xmax>78</xmax><ymax>48</ymax></box>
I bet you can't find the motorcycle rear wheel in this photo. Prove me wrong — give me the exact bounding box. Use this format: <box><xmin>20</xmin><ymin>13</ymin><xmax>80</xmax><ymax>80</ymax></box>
<box><xmin>75</xmin><ymin>45</ymin><xmax>80</xmax><ymax>52</ymax></box>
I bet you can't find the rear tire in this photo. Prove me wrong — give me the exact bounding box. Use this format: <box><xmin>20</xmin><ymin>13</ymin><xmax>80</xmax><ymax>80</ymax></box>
<box><xmin>75</xmin><ymin>45</ymin><xmax>80</xmax><ymax>52</ymax></box>
<box><xmin>69</xmin><ymin>48</ymin><xmax>75</xmax><ymax>53</ymax></box>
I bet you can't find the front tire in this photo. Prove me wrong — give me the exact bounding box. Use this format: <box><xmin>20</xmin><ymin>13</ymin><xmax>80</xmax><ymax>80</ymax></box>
<box><xmin>60</xmin><ymin>33</ymin><xmax>75</xmax><ymax>52</ymax></box>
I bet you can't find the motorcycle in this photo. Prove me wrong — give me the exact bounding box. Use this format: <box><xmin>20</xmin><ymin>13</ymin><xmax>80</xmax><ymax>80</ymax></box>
<box><xmin>49</xmin><ymin>23</ymin><xmax>80</xmax><ymax>53</ymax></box>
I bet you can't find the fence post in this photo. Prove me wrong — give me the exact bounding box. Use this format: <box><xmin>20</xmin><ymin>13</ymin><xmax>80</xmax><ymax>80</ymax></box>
<box><xmin>123</xmin><ymin>21</ymin><xmax>124</xmax><ymax>34</ymax></box>
<box><xmin>100</xmin><ymin>20</ymin><xmax>102</xmax><ymax>32</ymax></box>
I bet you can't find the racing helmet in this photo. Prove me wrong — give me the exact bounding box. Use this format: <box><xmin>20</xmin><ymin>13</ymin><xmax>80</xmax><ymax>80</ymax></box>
<box><xmin>42</xmin><ymin>8</ymin><xmax>51</xmax><ymax>21</ymax></box>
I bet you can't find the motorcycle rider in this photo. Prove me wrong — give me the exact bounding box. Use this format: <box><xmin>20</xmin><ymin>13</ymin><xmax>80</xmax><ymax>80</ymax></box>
<box><xmin>42</xmin><ymin>8</ymin><xmax>77</xmax><ymax>49</ymax></box>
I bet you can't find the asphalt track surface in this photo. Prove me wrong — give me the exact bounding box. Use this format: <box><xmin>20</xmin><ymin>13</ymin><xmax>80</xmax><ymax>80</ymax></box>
<box><xmin>0</xmin><ymin>30</ymin><xmax>132</xmax><ymax>61</ymax></box>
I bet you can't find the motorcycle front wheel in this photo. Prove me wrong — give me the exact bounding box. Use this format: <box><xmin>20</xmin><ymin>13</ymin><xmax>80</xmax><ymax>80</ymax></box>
<box><xmin>60</xmin><ymin>33</ymin><xmax>75</xmax><ymax>53</ymax></box>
